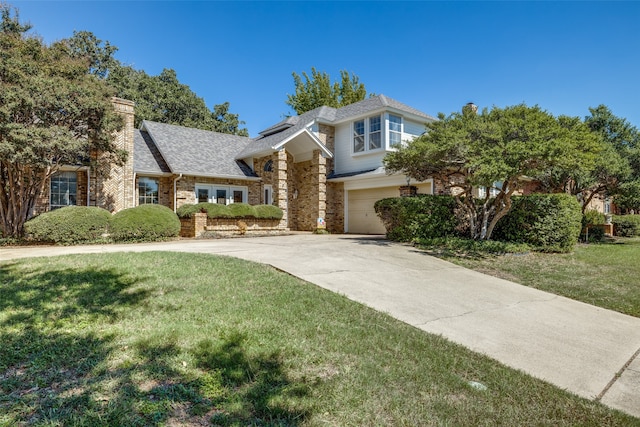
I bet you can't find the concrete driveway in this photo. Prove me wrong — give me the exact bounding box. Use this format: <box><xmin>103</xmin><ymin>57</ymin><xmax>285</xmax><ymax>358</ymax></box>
<box><xmin>2</xmin><ymin>234</ymin><xmax>640</xmax><ymax>417</ymax></box>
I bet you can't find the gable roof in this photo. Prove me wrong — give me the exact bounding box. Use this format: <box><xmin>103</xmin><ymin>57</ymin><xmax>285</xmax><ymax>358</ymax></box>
<box><xmin>238</xmin><ymin>95</ymin><xmax>434</xmax><ymax>159</ymax></box>
<box><xmin>139</xmin><ymin>121</ymin><xmax>258</xmax><ymax>179</ymax></box>
<box><xmin>134</xmin><ymin>129</ymin><xmax>171</xmax><ymax>175</ymax></box>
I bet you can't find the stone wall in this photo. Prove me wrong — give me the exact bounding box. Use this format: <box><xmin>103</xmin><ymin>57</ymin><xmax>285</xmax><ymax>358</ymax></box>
<box><xmin>179</xmin><ymin>212</ymin><xmax>283</xmax><ymax>238</ymax></box>
<box><xmin>326</xmin><ymin>181</ymin><xmax>344</xmax><ymax>233</ymax></box>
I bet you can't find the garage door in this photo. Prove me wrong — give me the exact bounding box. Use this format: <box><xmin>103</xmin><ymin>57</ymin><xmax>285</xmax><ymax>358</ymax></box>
<box><xmin>347</xmin><ymin>183</ymin><xmax>433</xmax><ymax>234</ymax></box>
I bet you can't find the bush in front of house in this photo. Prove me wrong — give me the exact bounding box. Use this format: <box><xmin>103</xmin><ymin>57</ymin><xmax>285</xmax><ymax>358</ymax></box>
<box><xmin>253</xmin><ymin>204</ymin><xmax>284</xmax><ymax>220</ymax></box>
<box><xmin>24</xmin><ymin>206</ymin><xmax>111</xmax><ymax>245</ymax></box>
<box><xmin>374</xmin><ymin>195</ymin><xmax>458</xmax><ymax>242</ymax></box>
<box><xmin>612</xmin><ymin>215</ymin><xmax>640</xmax><ymax>237</ymax></box>
<box><xmin>110</xmin><ymin>204</ymin><xmax>180</xmax><ymax>242</ymax></box>
<box><xmin>177</xmin><ymin>203</ymin><xmax>284</xmax><ymax>220</ymax></box>
<box><xmin>493</xmin><ymin>194</ymin><xmax>582</xmax><ymax>253</ymax></box>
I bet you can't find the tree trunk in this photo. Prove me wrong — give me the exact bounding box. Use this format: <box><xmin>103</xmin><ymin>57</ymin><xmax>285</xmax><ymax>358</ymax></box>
<box><xmin>0</xmin><ymin>162</ymin><xmax>49</xmax><ymax>238</ymax></box>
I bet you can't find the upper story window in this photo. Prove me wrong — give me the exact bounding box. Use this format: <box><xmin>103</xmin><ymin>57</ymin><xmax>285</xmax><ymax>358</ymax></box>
<box><xmin>50</xmin><ymin>171</ymin><xmax>77</xmax><ymax>209</ymax></box>
<box><xmin>389</xmin><ymin>114</ymin><xmax>402</xmax><ymax>147</ymax></box>
<box><xmin>138</xmin><ymin>177</ymin><xmax>159</xmax><ymax>205</ymax></box>
<box><xmin>353</xmin><ymin>114</ymin><xmax>404</xmax><ymax>153</ymax></box>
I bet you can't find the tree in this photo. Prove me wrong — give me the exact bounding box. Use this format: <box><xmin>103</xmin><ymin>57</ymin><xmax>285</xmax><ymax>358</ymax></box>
<box><xmin>0</xmin><ymin>7</ymin><xmax>125</xmax><ymax>237</ymax></box>
<box><xmin>64</xmin><ymin>31</ymin><xmax>248</xmax><ymax>136</ymax></box>
<box><xmin>286</xmin><ymin>67</ymin><xmax>368</xmax><ymax>115</ymax></box>
<box><xmin>383</xmin><ymin>104</ymin><xmax>601</xmax><ymax>240</ymax></box>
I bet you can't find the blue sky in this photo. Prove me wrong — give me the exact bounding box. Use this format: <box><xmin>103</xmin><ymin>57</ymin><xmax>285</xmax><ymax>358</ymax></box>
<box><xmin>12</xmin><ymin>1</ymin><xmax>640</xmax><ymax>137</ymax></box>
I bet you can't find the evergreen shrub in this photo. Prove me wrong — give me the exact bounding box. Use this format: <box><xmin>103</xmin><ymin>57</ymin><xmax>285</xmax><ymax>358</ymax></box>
<box><xmin>24</xmin><ymin>206</ymin><xmax>111</xmax><ymax>245</ymax></box>
<box><xmin>374</xmin><ymin>195</ymin><xmax>458</xmax><ymax>242</ymax></box>
<box><xmin>612</xmin><ymin>215</ymin><xmax>640</xmax><ymax>237</ymax></box>
<box><xmin>493</xmin><ymin>194</ymin><xmax>582</xmax><ymax>253</ymax></box>
<box><xmin>110</xmin><ymin>204</ymin><xmax>180</xmax><ymax>242</ymax></box>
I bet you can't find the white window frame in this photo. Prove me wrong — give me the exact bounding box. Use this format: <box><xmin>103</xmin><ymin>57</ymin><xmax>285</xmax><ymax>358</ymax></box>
<box><xmin>353</xmin><ymin>114</ymin><xmax>385</xmax><ymax>154</ymax></box>
<box><xmin>138</xmin><ymin>177</ymin><xmax>159</xmax><ymax>205</ymax></box>
<box><xmin>388</xmin><ymin>114</ymin><xmax>403</xmax><ymax>148</ymax></box>
<box><xmin>263</xmin><ymin>184</ymin><xmax>273</xmax><ymax>205</ymax></box>
<box><xmin>195</xmin><ymin>184</ymin><xmax>248</xmax><ymax>205</ymax></box>
<box><xmin>50</xmin><ymin>171</ymin><xmax>77</xmax><ymax>209</ymax></box>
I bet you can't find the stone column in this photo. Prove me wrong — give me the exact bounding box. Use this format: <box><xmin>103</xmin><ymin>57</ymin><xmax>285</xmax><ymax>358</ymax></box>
<box><xmin>275</xmin><ymin>149</ymin><xmax>289</xmax><ymax>229</ymax></box>
<box><xmin>314</xmin><ymin>149</ymin><xmax>327</xmax><ymax>228</ymax></box>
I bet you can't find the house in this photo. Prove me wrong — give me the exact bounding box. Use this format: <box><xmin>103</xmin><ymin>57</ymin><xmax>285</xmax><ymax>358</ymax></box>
<box><xmin>35</xmin><ymin>95</ymin><xmax>436</xmax><ymax>234</ymax></box>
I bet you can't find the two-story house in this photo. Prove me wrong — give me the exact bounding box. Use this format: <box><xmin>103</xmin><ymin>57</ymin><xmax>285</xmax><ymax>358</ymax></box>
<box><xmin>35</xmin><ymin>95</ymin><xmax>436</xmax><ymax>234</ymax></box>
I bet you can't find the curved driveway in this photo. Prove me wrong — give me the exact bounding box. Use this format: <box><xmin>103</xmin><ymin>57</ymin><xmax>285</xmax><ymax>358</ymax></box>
<box><xmin>2</xmin><ymin>234</ymin><xmax>640</xmax><ymax>417</ymax></box>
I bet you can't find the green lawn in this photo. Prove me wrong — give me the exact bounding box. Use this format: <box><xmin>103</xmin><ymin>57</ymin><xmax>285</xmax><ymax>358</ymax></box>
<box><xmin>1</xmin><ymin>252</ymin><xmax>637</xmax><ymax>426</ymax></box>
<box><xmin>434</xmin><ymin>237</ymin><xmax>640</xmax><ymax>318</ymax></box>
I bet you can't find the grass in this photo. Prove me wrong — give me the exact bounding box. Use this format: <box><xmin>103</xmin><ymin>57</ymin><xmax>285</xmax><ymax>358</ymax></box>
<box><xmin>421</xmin><ymin>237</ymin><xmax>640</xmax><ymax>318</ymax></box>
<box><xmin>1</xmin><ymin>252</ymin><xmax>637</xmax><ymax>426</ymax></box>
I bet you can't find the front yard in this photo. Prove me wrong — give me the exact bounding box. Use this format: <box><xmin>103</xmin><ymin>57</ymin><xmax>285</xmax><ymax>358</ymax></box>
<box><xmin>431</xmin><ymin>237</ymin><xmax>640</xmax><ymax>318</ymax></box>
<box><xmin>1</xmin><ymin>252</ymin><xmax>636</xmax><ymax>425</ymax></box>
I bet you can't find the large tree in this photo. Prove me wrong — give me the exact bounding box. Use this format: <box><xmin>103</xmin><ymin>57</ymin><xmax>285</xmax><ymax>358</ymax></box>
<box><xmin>0</xmin><ymin>6</ymin><xmax>125</xmax><ymax>237</ymax></box>
<box><xmin>286</xmin><ymin>67</ymin><xmax>368</xmax><ymax>115</ymax></box>
<box><xmin>384</xmin><ymin>104</ymin><xmax>601</xmax><ymax>240</ymax></box>
<box><xmin>64</xmin><ymin>31</ymin><xmax>248</xmax><ymax>136</ymax></box>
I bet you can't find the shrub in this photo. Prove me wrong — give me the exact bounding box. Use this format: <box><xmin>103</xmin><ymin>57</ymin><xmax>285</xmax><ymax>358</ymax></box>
<box><xmin>177</xmin><ymin>203</ymin><xmax>284</xmax><ymax>220</ymax></box>
<box><xmin>586</xmin><ymin>226</ymin><xmax>605</xmax><ymax>242</ymax></box>
<box><xmin>24</xmin><ymin>206</ymin><xmax>111</xmax><ymax>245</ymax></box>
<box><xmin>374</xmin><ymin>195</ymin><xmax>458</xmax><ymax>242</ymax></box>
<box><xmin>110</xmin><ymin>204</ymin><xmax>180</xmax><ymax>242</ymax></box>
<box><xmin>493</xmin><ymin>194</ymin><xmax>582</xmax><ymax>253</ymax></box>
<box><xmin>613</xmin><ymin>215</ymin><xmax>640</xmax><ymax>237</ymax></box>
<box><xmin>583</xmin><ymin>209</ymin><xmax>605</xmax><ymax>226</ymax></box>
<box><xmin>226</xmin><ymin>203</ymin><xmax>256</xmax><ymax>218</ymax></box>
<box><xmin>253</xmin><ymin>204</ymin><xmax>284</xmax><ymax>220</ymax></box>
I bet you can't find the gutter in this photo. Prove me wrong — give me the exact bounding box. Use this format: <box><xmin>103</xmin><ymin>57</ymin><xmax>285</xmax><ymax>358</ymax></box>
<box><xmin>173</xmin><ymin>173</ymin><xmax>183</xmax><ymax>213</ymax></box>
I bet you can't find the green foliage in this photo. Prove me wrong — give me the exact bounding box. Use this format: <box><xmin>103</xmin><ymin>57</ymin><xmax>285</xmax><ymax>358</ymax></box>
<box><xmin>177</xmin><ymin>203</ymin><xmax>283</xmax><ymax>220</ymax></box>
<box><xmin>253</xmin><ymin>204</ymin><xmax>284</xmax><ymax>220</ymax></box>
<box><xmin>586</xmin><ymin>226</ymin><xmax>605</xmax><ymax>243</ymax></box>
<box><xmin>415</xmin><ymin>236</ymin><xmax>531</xmax><ymax>257</ymax></box>
<box><xmin>0</xmin><ymin>17</ymin><xmax>124</xmax><ymax>237</ymax></box>
<box><xmin>616</xmin><ymin>180</ymin><xmax>640</xmax><ymax>212</ymax></box>
<box><xmin>612</xmin><ymin>215</ymin><xmax>640</xmax><ymax>237</ymax></box>
<box><xmin>286</xmin><ymin>67</ymin><xmax>368</xmax><ymax>115</ymax></box>
<box><xmin>110</xmin><ymin>205</ymin><xmax>180</xmax><ymax>242</ymax></box>
<box><xmin>384</xmin><ymin>104</ymin><xmax>600</xmax><ymax>240</ymax></box>
<box><xmin>24</xmin><ymin>206</ymin><xmax>111</xmax><ymax>244</ymax></box>
<box><xmin>226</xmin><ymin>203</ymin><xmax>256</xmax><ymax>218</ymax></box>
<box><xmin>583</xmin><ymin>209</ymin><xmax>606</xmax><ymax>226</ymax></box>
<box><xmin>493</xmin><ymin>194</ymin><xmax>583</xmax><ymax>253</ymax></box>
<box><xmin>374</xmin><ymin>195</ymin><xmax>458</xmax><ymax>242</ymax></box>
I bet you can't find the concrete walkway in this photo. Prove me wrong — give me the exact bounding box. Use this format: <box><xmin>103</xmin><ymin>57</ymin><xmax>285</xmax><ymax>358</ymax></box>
<box><xmin>2</xmin><ymin>234</ymin><xmax>640</xmax><ymax>417</ymax></box>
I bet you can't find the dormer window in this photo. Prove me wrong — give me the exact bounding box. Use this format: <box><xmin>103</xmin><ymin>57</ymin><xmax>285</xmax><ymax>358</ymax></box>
<box><xmin>389</xmin><ymin>114</ymin><xmax>402</xmax><ymax>147</ymax></box>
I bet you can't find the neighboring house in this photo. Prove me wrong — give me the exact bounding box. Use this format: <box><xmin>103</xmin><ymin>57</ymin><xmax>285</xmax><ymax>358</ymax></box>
<box><xmin>35</xmin><ymin>95</ymin><xmax>436</xmax><ymax>234</ymax></box>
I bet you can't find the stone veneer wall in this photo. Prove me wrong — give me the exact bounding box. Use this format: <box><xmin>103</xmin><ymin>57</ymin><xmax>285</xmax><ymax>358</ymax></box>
<box><xmin>95</xmin><ymin>98</ymin><xmax>136</xmax><ymax>212</ymax></box>
<box><xmin>288</xmin><ymin>149</ymin><xmax>327</xmax><ymax>231</ymax></box>
<box><xmin>326</xmin><ymin>182</ymin><xmax>344</xmax><ymax>233</ymax></box>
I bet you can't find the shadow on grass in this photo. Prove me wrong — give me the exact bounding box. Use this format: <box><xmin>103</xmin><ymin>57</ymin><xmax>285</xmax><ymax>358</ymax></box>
<box><xmin>0</xmin><ymin>261</ymin><xmax>309</xmax><ymax>426</ymax></box>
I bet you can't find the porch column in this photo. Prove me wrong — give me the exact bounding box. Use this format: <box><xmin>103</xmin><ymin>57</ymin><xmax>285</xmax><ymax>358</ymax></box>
<box><xmin>313</xmin><ymin>149</ymin><xmax>327</xmax><ymax>228</ymax></box>
<box><xmin>275</xmin><ymin>149</ymin><xmax>289</xmax><ymax>229</ymax></box>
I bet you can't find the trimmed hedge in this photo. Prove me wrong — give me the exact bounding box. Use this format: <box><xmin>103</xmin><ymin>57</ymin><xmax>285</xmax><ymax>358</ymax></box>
<box><xmin>493</xmin><ymin>194</ymin><xmax>582</xmax><ymax>253</ymax></box>
<box><xmin>612</xmin><ymin>215</ymin><xmax>640</xmax><ymax>237</ymax></box>
<box><xmin>110</xmin><ymin>204</ymin><xmax>180</xmax><ymax>242</ymax></box>
<box><xmin>24</xmin><ymin>206</ymin><xmax>112</xmax><ymax>245</ymax></box>
<box><xmin>176</xmin><ymin>202</ymin><xmax>283</xmax><ymax>220</ymax></box>
<box><xmin>374</xmin><ymin>195</ymin><xmax>458</xmax><ymax>242</ymax></box>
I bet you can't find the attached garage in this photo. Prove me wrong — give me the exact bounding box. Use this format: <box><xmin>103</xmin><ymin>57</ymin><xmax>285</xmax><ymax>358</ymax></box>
<box><xmin>347</xmin><ymin>182</ymin><xmax>432</xmax><ymax>234</ymax></box>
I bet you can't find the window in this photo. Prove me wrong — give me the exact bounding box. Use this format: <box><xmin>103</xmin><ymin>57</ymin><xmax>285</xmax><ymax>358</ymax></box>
<box><xmin>478</xmin><ymin>181</ymin><xmax>504</xmax><ymax>198</ymax></box>
<box><xmin>353</xmin><ymin>114</ymin><xmax>404</xmax><ymax>153</ymax></box>
<box><xmin>389</xmin><ymin>114</ymin><xmax>402</xmax><ymax>147</ymax></box>
<box><xmin>50</xmin><ymin>171</ymin><xmax>77</xmax><ymax>209</ymax></box>
<box><xmin>264</xmin><ymin>185</ymin><xmax>273</xmax><ymax>205</ymax></box>
<box><xmin>353</xmin><ymin>120</ymin><xmax>365</xmax><ymax>152</ymax></box>
<box><xmin>264</xmin><ymin>159</ymin><xmax>273</xmax><ymax>172</ymax></box>
<box><xmin>138</xmin><ymin>177</ymin><xmax>159</xmax><ymax>205</ymax></box>
<box><xmin>604</xmin><ymin>198</ymin><xmax>611</xmax><ymax>214</ymax></box>
<box><xmin>369</xmin><ymin>116</ymin><xmax>381</xmax><ymax>149</ymax></box>
<box><xmin>195</xmin><ymin>184</ymin><xmax>247</xmax><ymax>205</ymax></box>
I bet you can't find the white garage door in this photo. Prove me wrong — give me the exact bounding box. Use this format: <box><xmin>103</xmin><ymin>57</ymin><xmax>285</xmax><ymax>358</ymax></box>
<box><xmin>347</xmin><ymin>183</ymin><xmax>433</xmax><ymax>234</ymax></box>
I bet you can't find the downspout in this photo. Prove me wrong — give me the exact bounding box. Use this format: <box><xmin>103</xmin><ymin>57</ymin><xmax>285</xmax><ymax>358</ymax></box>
<box><xmin>132</xmin><ymin>172</ymin><xmax>137</xmax><ymax>207</ymax></box>
<box><xmin>86</xmin><ymin>167</ymin><xmax>91</xmax><ymax>207</ymax></box>
<box><xmin>173</xmin><ymin>173</ymin><xmax>183</xmax><ymax>212</ymax></box>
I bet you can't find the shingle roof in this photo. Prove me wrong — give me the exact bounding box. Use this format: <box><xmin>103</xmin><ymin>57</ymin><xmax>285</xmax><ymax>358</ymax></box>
<box><xmin>238</xmin><ymin>95</ymin><xmax>434</xmax><ymax>159</ymax></box>
<box><xmin>134</xmin><ymin>129</ymin><xmax>171</xmax><ymax>174</ymax></box>
<box><xmin>141</xmin><ymin>121</ymin><xmax>257</xmax><ymax>178</ymax></box>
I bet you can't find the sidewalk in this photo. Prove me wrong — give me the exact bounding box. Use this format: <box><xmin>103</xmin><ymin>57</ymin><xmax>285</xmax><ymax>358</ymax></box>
<box><xmin>2</xmin><ymin>235</ymin><xmax>640</xmax><ymax>417</ymax></box>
